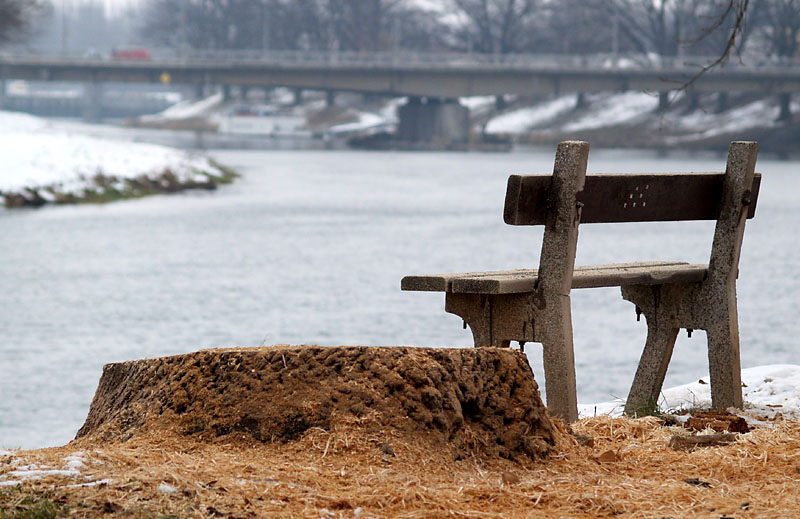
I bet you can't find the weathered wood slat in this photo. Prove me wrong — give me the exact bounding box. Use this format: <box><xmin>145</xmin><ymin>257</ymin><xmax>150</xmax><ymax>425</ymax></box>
<box><xmin>401</xmin><ymin>269</ymin><xmax>532</xmax><ymax>292</ymax></box>
<box><xmin>571</xmin><ymin>263</ymin><xmax>708</xmax><ymax>289</ymax></box>
<box><xmin>402</xmin><ymin>261</ymin><xmax>708</xmax><ymax>294</ymax></box>
<box><xmin>504</xmin><ymin>173</ymin><xmax>761</xmax><ymax>225</ymax></box>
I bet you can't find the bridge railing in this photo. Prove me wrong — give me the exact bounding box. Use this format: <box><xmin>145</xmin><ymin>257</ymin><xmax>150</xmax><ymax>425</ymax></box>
<box><xmin>5</xmin><ymin>49</ymin><xmax>800</xmax><ymax>74</ymax></box>
<box><xmin>167</xmin><ymin>50</ymin><xmax>800</xmax><ymax>72</ymax></box>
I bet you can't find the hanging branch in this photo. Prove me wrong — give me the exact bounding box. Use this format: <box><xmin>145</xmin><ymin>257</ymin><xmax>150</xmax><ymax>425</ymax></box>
<box><xmin>677</xmin><ymin>0</ymin><xmax>751</xmax><ymax>91</ymax></box>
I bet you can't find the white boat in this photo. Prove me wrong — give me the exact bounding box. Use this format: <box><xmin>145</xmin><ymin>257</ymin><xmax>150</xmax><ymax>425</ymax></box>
<box><xmin>217</xmin><ymin>106</ymin><xmax>311</xmax><ymax>137</ymax></box>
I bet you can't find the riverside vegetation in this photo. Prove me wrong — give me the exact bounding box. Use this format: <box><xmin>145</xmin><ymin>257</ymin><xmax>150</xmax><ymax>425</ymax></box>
<box><xmin>1</xmin><ymin>162</ymin><xmax>237</xmax><ymax>208</ymax></box>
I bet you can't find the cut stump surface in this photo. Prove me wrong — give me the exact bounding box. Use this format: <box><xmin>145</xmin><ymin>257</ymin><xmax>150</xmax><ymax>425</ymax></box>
<box><xmin>77</xmin><ymin>346</ymin><xmax>558</xmax><ymax>461</ymax></box>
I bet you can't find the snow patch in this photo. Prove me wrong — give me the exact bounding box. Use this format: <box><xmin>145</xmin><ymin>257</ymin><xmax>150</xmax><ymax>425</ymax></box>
<box><xmin>380</xmin><ymin>99</ymin><xmax>403</xmax><ymax>123</ymax></box>
<box><xmin>460</xmin><ymin>96</ymin><xmax>497</xmax><ymax>112</ymax></box>
<box><xmin>7</xmin><ymin>468</ymin><xmax>80</xmax><ymax>479</ymax></box>
<box><xmin>663</xmin><ymin>365</ymin><xmax>800</xmax><ymax>415</ymax></box>
<box><xmin>329</xmin><ymin>111</ymin><xmax>391</xmax><ymax>134</ymax></box>
<box><xmin>0</xmin><ymin>110</ymin><xmax>226</xmax><ymax>199</ymax></box>
<box><xmin>562</xmin><ymin>92</ymin><xmax>658</xmax><ymax>131</ymax></box>
<box><xmin>667</xmin><ymin>99</ymin><xmax>780</xmax><ymax>141</ymax></box>
<box><xmin>486</xmin><ymin>95</ymin><xmax>576</xmax><ymax>134</ymax></box>
<box><xmin>64</xmin><ymin>452</ymin><xmax>86</xmax><ymax>472</ymax></box>
<box><xmin>0</xmin><ymin>110</ymin><xmax>50</xmax><ymax>132</ymax></box>
<box><xmin>579</xmin><ymin>365</ymin><xmax>800</xmax><ymax>420</ymax></box>
<box><xmin>159</xmin><ymin>483</ymin><xmax>178</xmax><ymax>493</ymax></box>
<box><xmin>140</xmin><ymin>93</ymin><xmax>223</xmax><ymax>122</ymax></box>
<box><xmin>0</xmin><ymin>452</ymin><xmax>88</xmax><ymax>486</ymax></box>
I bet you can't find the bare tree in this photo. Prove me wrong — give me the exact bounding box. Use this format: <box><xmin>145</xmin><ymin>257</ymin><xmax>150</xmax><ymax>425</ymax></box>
<box><xmin>536</xmin><ymin>0</ymin><xmax>619</xmax><ymax>54</ymax></box>
<box><xmin>141</xmin><ymin>0</ymin><xmax>267</xmax><ymax>50</ymax></box>
<box><xmin>264</xmin><ymin>0</ymin><xmax>429</xmax><ymax>52</ymax></box>
<box><xmin>139</xmin><ymin>0</ymin><xmax>438</xmax><ymax>52</ymax></box>
<box><xmin>269</xmin><ymin>0</ymin><xmax>332</xmax><ymax>51</ymax></box>
<box><xmin>676</xmin><ymin>1</ymin><xmax>751</xmax><ymax>57</ymax></box>
<box><xmin>326</xmin><ymin>0</ymin><xmax>387</xmax><ymax>51</ymax></box>
<box><xmin>0</xmin><ymin>0</ymin><xmax>46</xmax><ymax>44</ymax></box>
<box><xmin>703</xmin><ymin>0</ymin><xmax>751</xmax><ymax>62</ymax></box>
<box><xmin>748</xmin><ymin>0</ymin><xmax>800</xmax><ymax>119</ymax></box>
<box><xmin>752</xmin><ymin>0</ymin><xmax>800</xmax><ymax>59</ymax></box>
<box><xmin>450</xmin><ymin>0</ymin><xmax>539</xmax><ymax>54</ymax></box>
<box><xmin>588</xmin><ymin>0</ymin><xmax>708</xmax><ymax>57</ymax></box>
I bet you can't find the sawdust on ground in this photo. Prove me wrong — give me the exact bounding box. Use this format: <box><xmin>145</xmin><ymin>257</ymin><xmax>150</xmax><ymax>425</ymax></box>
<box><xmin>3</xmin><ymin>415</ymin><xmax>800</xmax><ymax>518</ymax></box>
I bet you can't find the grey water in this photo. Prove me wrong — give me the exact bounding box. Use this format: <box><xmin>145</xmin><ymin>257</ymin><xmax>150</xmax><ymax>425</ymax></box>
<box><xmin>1</xmin><ymin>146</ymin><xmax>798</xmax><ymax>449</ymax></box>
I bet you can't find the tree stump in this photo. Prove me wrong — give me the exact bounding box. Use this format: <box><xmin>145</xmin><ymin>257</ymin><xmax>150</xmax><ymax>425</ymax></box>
<box><xmin>77</xmin><ymin>346</ymin><xmax>559</xmax><ymax>461</ymax></box>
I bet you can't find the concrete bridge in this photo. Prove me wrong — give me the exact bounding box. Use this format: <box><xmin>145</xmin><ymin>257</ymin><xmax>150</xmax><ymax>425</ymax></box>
<box><xmin>2</xmin><ymin>51</ymin><xmax>798</xmax><ymax>142</ymax></box>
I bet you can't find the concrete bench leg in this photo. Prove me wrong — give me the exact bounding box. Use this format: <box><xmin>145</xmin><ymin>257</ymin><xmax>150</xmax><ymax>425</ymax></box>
<box><xmin>625</xmin><ymin>323</ymin><xmax>680</xmax><ymax>416</ymax></box>
<box><xmin>622</xmin><ymin>284</ymin><xmax>682</xmax><ymax>416</ymax></box>
<box><xmin>706</xmin><ymin>290</ymin><xmax>744</xmax><ymax>410</ymax></box>
<box><xmin>622</xmin><ymin>281</ymin><xmax>744</xmax><ymax>414</ymax></box>
<box><xmin>444</xmin><ymin>293</ymin><xmax>510</xmax><ymax>348</ymax></box>
<box><xmin>538</xmin><ymin>294</ymin><xmax>579</xmax><ymax>422</ymax></box>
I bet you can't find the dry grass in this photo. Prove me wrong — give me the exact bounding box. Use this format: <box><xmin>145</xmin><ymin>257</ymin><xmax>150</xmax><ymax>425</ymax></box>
<box><xmin>3</xmin><ymin>415</ymin><xmax>800</xmax><ymax>518</ymax></box>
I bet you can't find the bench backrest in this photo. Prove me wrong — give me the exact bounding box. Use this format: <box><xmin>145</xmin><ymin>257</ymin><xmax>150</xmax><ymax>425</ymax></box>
<box><xmin>504</xmin><ymin>172</ymin><xmax>761</xmax><ymax>225</ymax></box>
<box><xmin>505</xmin><ymin>140</ymin><xmax>760</xmax><ymax>297</ymax></box>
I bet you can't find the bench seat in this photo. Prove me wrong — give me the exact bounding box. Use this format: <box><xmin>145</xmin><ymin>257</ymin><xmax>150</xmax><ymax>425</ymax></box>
<box><xmin>402</xmin><ymin>261</ymin><xmax>708</xmax><ymax>294</ymax></box>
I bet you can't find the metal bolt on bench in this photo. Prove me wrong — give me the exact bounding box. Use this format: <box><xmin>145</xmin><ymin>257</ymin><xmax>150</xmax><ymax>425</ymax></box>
<box><xmin>401</xmin><ymin>141</ymin><xmax>761</xmax><ymax>421</ymax></box>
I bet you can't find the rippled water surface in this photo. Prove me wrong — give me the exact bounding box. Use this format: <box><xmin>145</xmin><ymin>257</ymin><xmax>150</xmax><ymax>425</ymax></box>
<box><xmin>2</xmin><ymin>146</ymin><xmax>798</xmax><ymax>448</ymax></box>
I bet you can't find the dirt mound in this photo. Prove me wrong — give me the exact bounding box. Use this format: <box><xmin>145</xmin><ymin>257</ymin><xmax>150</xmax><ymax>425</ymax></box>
<box><xmin>76</xmin><ymin>346</ymin><xmax>557</xmax><ymax>461</ymax></box>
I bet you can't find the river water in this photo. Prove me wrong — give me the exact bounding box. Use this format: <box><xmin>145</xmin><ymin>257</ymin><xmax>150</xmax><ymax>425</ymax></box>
<box><xmin>1</xmin><ymin>143</ymin><xmax>798</xmax><ymax>449</ymax></box>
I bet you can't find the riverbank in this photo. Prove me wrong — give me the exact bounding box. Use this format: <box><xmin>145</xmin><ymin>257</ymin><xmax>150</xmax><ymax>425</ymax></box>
<box><xmin>0</xmin><ymin>111</ymin><xmax>237</xmax><ymax>208</ymax></box>
<box><xmin>487</xmin><ymin>92</ymin><xmax>800</xmax><ymax>155</ymax></box>
<box><xmin>125</xmin><ymin>89</ymin><xmax>800</xmax><ymax>155</ymax></box>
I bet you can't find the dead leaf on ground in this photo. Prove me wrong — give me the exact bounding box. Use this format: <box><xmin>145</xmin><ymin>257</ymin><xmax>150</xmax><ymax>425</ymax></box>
<box><xmin>597</xmin><ymin>450</ymin><xmax>619</xmax><ymax>463</ymax></box>
<box><xmin>501</xmin><ymin>471</ymin><xmax>521</xmax><ymax>485</ymax></box>
<box><xmin>669</xmin><ymin>433</ymin><xmax>738</xmax><ymax>451</ymax></box>
<box><xmin>685</xmin><ymin>410</ymin><xmax>749</xmax><ymax>433</ymax></box>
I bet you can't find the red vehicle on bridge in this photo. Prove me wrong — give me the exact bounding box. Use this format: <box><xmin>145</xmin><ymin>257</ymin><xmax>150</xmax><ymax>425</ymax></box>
<box><xmin>111</xmin><ymin>48</ymin><xmax>151</xmax><ymax>60</ymax></box>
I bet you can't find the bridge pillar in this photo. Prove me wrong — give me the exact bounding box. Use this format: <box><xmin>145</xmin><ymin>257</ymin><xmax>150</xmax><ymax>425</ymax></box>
<box><xmin>397</xmin><ymin>97</ymin><xmax>469</xmax><ymax>146</ymax></box>
<box><xmin>326</xmin><ymin>90</ymin><xmax>336</xmax><ymax>108</ymax></box>
<box><xmin>222</xmin><ymin>84</ymin><xmax>232</xmax><ymax>101</ymax></box>
<box><xmin>292</xmin><ymin>88</ymin><xmax>304</xmax><ymax>106</ymax></box>
<box><xmin>658</xmin><ymin>92</ymin><xmax>669</xmax><ymax>112</ymax></box>
<box><xmin>240</xmin><ymin>85</ymin><xmax>250</xmax><ymax>100</ymax></box>
<box><xmin>194</xmin><ymin>83</ymin><xmax>205</xmax><ymax>100</ymax></box>
<box><xmin>82</xmin><ymin>81</ymin><xmax>103</xmax><ymax>122</ymax></box>
<box><xmin>575</xmin><ymin>93</ymin><xmax>588</xmax><ymax>110</ymax></box>
<box><xmin>778</xmin><ymin>93</ymin><xmax>792</xmax><ymax>122</ymax></box>
<box><xmin>0</xmin><ymin>80</ymin><xmax>5</xmax><ymax>110</ymax></box>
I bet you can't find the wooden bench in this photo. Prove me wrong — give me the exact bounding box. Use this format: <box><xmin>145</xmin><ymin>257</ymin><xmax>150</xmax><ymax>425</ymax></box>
<box><xmin>402</xmin><ymin>141</ymin><xmax>761</xmax><ymax>421</ymax></box>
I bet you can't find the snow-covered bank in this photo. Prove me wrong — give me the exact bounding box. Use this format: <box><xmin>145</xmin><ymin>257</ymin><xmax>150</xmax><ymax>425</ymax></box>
<box><xmin>139</xmin><ymin>93</ymin><xmax>224</xmax><ymax>124</ymax></box>
<box><xmin>484</xmin><ymin>92</ymin><xmax>800</xmax><ymax>153</ymax></box>
<box><xmin>0</xmin><ymin>111</ymin><xmax>236</xmax><ymax>207</ymax></box>
<box><xmin>579</xmin><ymin>365</ymin><xmax>800</xmax><ymax>423</ymax></box>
